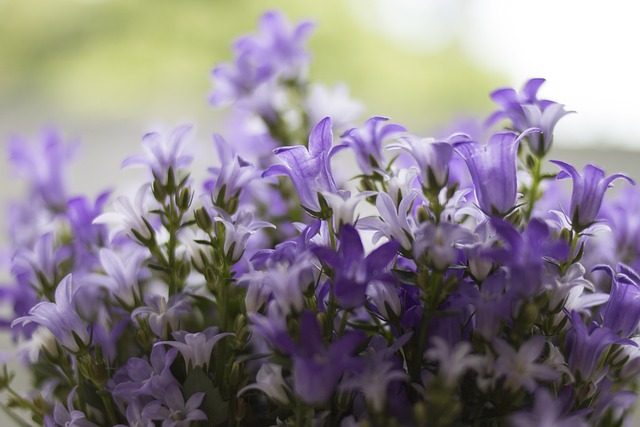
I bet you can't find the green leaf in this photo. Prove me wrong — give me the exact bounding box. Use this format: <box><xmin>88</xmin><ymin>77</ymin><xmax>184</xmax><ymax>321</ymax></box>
<box><xmin>183</xmin><ymin>367</ymin><xmax>228</xmax><ymax>426</ymax></box>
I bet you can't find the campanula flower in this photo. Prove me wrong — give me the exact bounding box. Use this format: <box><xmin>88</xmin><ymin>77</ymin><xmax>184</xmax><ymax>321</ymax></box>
<box><xmin>141</xmin><ymin>383</ymin><xmax>207</xmax><ymax>427</ymax></box>
<box><xmin>238</xmin><ymin>363</ymin><xmax>291</xmax><ymax>404</ymax></box>
<box><xmin>122</xmin><ymin>124</ymin><xmax>194</xmax><ymax>184</ymax></box>
<box><xmin>454</xmin><ymin>131</ymin><xmax>533</xmax><ymax>217</ymax></box>
<box><xmin>550</xmin><ymin>160</ymin><xmax>634</xmax><ymax>231</ymax></box>
<box><xmin>387</xmin><ymin>136</ymin><xmax>453</xmax><ymax>192</ymax></box>
<box><xmin>358</xmin><ymin>191</ymin><xmax>418</xmax><ymax>251</ymax></box>
<box><xmin>336</xmin><ymin>116</ymin><xmax>406</xmax><ymax>175</ymax></box>
<box><xmin>112</xmin><ymin>345</ymin><xmax>179</xmax><ymax>401</ymax></box>
<box><xmin>291</xmin><ymin>311</ymin><xmax>365</xmax><ymax>404</ymax></box>
<box><xmin>312</xmin><ymin>224</ymin><xmax>399</xmax><ymax>309</ymax></box>
<box><xmin>93</xmin><ymin>184</ymin><xmax>154</xmax><ymax>244</ymax></box>
<box><xmin>595</xmin><ymin>263</ymin><xmax>640</xmax><ymax>338</ymax></box>
<box><xmin>493</xmin><ymin>335</ymin><xmax>559</xmax><ymax>392</ymax></box>
<box><xmin>156</xmin><ymin>327</ymin><xmax>234</xmax><ymax>371</ymax></box>
<box><xmin>487</xmin><ymin>78</ymin><xmax>573</xmax><ymax>157</ymax></box>
<box><xmin>263</xmin><ymin>117</ymin><xmax>338</xmax><ymax>214</ymax></box>
<box><xmin>305</xmin><ymin>83</ymin><xmax>364</xmax><ymax>133</ymax></box>
<box><xmin>8</xmin><ymin>128</ymin><xmax>75</xmax><ymax>211</ymax></box>
<box><xmin>12</xmin><ymin>274</ymin><xmax>90</xmax><ymax>353</ymax></box>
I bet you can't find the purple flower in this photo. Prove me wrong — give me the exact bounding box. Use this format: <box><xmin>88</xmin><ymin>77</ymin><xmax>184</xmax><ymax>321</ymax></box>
<box><xmin>358</xmin><ymin>191</ymin><xmax>418</xmax><ymax>251</ymax></box>
<box><xmin>132</xmin><ymin>293</ymin><xmax>192</xmax><ymax>339</ymax></box>
<box><xmin>312</xmin><ymin>224</ymin><xmax>399</xmax><ymax>310</ymax></box>
<box><xmin>336</xmin><ymin>116</ymin><xmax>406</xmax><ymax>175</ymax></box>
<box><xmin>596</xmin><ymin>263</ymin><xmax>640</xmax><ymax>338</ymax></box>
<box><xmin>291</xmin><ymin>311</ymin><xmax>365</xmax><ymax>404</ymax></box>
<box><xmin>510</xmin><ymin>388</ymin><xmax>587</xmax><ymax>427</ymax></box>
<box><xmin>156</xmin><ymin>327</ymin><xmax>234</xmax><ymax>371</ymax></box>
<box><xmin>550</xmin><ymin>160</ymin><xmax>634</xmax><ymax>231</ymax></box>
<box><xmin>12</xmin><ymin>274</ymin><xmax>90</xmax><ymax>353</ymax></box>
<box><xmin>565</xmin><ymin>310</ymin><xmax>628</xmax><ymax>382</ymax></box>
<box><xmin>87</xmin><ymin>248</ymin><xmax>147</xmax><ymax>308</ymax></box>
<box><xmin>209</xmin><ymin>52</ymin><xmax>271</xmax><ymax>107</ymax></box>
<box><xmin>387</xmin><ymin>136</ymin><xmax>453</xmax><ymax>192</ymax></box>
<box><xmin>234</xmin><ymin>10</ymin><xmax>315</xmax><ymax>81</ymax></box>
<box><xmin>206</xmin><ymin>134</ymin><xmax>258</xmax><ymax>210</ymax></box>
<box><xmin>487</xmin><ymin>78</ymin><xmax>572</xmax><ymax>157</ymax></box>
<box><xmin>413</xmin><ymin>222</ymin><xmax>473</xmax><ymax>271</ymax></box>
<box><xmin>45</xmin><ymin>387</ymin><xmax>99</xmax><ymax>427</ymax></box>
<box><xmin>93</xmin><ymin>184</ymin><xmax>154</xmax><ymax>244</ymax></box>
<box><xmin>122</xmin><ymin>125</ymin><xmax>194</xmax><ymax>183</ymax></box>
<box><xmin>454</xmin><ymin>131</ymin><xmax>532</xmax><ymax>217</ymax></box>
<box><xmin>263</xmin><ymin>117</ymin><xmax>338</xmax><ymax>214</ymax></box>
<box><xmin>8</xmin><ymin>128</ymin><xmax>75</xmax><ymax>211</ymax></box>
<box><xmin>112</xmin><ymin>345</ymin><xmax>179</xmax><ymax>401</ymax></box>
<box><xmin>212</xmin><ymin>210</ymin><xmax>274</xmax><ymax>263</ymax></box>
<box><xmin>141</xmin><ymin>383</ymin><xmax>207</xmax><ymax>427</ymax></box>
<box><xmin>304</xmin><ymin>83</ymin><xmax>364</xmax><ymax>133</ymax></box>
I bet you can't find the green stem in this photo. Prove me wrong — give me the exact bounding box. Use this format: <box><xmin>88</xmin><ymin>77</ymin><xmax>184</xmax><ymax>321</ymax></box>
<box><xmin>524</xmin><ymin>156</ymin><xmax>542</xmax><ymax>221</ymax></box>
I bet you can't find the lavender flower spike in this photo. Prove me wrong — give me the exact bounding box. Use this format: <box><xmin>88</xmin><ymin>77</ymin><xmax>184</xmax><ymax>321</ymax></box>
<box><xmin>263</xmin><ymin>117</ymin><xmax>337</xmax><ymax>214</ymax></box>
<box><xmin>550</xmin><ymin>160</ymin><xmax>634</xmax><ymax>231</ymax></box>
<box><xmin>12</xmin><ymin>274</ymin><xmax>90</xmax><ymax>353</ymax></box>
<box><xmin>454</xmin><ymin>130</ymin><xmax>535</xmax><ymax>217</ymax></box>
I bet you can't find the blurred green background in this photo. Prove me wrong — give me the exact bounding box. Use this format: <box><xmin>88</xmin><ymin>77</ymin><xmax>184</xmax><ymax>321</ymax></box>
<box><xmin>0</xmin><ymin>0</ymin><xmax>500</xmax><ymax>140</ymax></box>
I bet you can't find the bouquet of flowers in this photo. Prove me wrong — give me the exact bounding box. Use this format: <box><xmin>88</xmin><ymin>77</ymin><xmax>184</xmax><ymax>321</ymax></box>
<box><xmin>2</xmin><ymin>10</ymin><xmax>640</xmax><ymax>427</ymax></box>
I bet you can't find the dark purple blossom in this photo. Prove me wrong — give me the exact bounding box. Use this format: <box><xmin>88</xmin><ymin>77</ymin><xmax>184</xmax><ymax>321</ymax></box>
<box><xmin>565</xmin><ymin>310</ymin><xmax>629</xmax><ymax>382</ymax></box>
<box><xmin>312</xmin><ymin>224</ymin><xmax>399</xmax><ymax>310</ymax></box>
<box><xmin>550</xmin><ymin>161</ymin><xmax>634</xmax><ymax>231</ymax></box>
<box><xmin>263</xmin><ymin>117</ymin><xmax>338</xmax><ymax>214</ymax></box>
<box><xmin>291</xmin><ymin>311</ymin><xmax>365</xmax><ymax>404</ymax></box>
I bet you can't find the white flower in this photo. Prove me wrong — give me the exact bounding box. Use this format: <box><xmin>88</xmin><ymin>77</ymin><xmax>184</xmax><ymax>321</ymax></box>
<box><xmin>238</xmin><ymin>363</ymin><xmax>291</xmax><ymax>404</ymax></box>
<box><xmin>425</xmin><ymin>337</ymin><xmax>483</xmax><ymax>387</ymax></box>
<box><xmin>93</xmin><ymin>184</ymin><xmax>154</xmax><ymax>243</ymax></box>
<box><xmin>493</xmin><ymin>335</ymin><xmax>559</xmax><ymax>392</ymax></box>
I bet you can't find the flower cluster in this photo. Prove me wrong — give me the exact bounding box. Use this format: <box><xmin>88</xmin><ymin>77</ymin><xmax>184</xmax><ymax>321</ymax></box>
<box><xmin>2</xmin><ymin>10</ymin><xmax>640</xmax><ymax>427</ymax></box>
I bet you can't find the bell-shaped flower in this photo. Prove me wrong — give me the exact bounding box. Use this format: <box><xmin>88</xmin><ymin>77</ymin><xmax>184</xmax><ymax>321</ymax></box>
<box><xmin>358</xmin><ymin>191</ymin><xmax>418</xmax><ymax>251</ymax></box>
<box><xmin>595</xmin><ymin>263</ymin><xmax>640</xmax><ymax>338</ymax></box>
<box><xmin>234</xmin><ymin>10</ymin><xmax>315</xmax><ymax>81</ymax></box>
<box><xmin>93</xmin><ymin>184</ymin><xmax>154</xmax><ymax>244</ymax></box>
<box><xmin>141</xmin><ymin>383</ymin><xmax>207</xmax><ymax>427</ymax></box>
<box><xmin>336</xmin><ymin>116</ymin><xmax>406</xmax><ymax>175</ymax></box>
<box><xmin>112</xmin><ymin>345</ymin><xmax>179</xmax><ymax>401</ymax></box>
<box><xmin>387</xmin><ymin>136</ymin><xmax>453</xmax><ymax>192</ymax></box>
<box><xmin>522</xmin><ymin>103</ymin><xmax>573</xmax><ymax>157</ymax></box>
<box><xmin>122</xmin><ymin>124</ymin><xmax>194</xmax><ymax>184</ymax></box>
<box><xmin>565</xmin><ymin>310</ymin><xmax>631</xmax><ymax>382</ymax></box>
<box><xmin>12</xmin><ymin>274</ymin><xmax>90</xmax><ymax>353</ymax></box>
<box><xmin>291</xmin><ymin>311</ymin><xmax>365</xmax><ymax>405</ymax></box>
<box><xmin>550</xmin><ymin>160</ymin><xmax>634</xmax><ymax>232</ymax></box>
<box><xmin>413</xmin><ymin>222</ymin><xmax>473</xmax><ymax>271</ymax></box>
<box><xmin>238</xmin><ymin>363</ymin><xmax>291</xmax><ymax>404</ymax></box>
<box><xmin>455</xmin><ymin>130</ymin><xmax>535</xmax><ymax>217</ymax></box>
<box><xmin>312</xmin><ymin>224</ymin><xmax>399</xmax><ymax>310</ymax></box>
<box><xmin>156</xmin><ymin>326</ymin><xmax>234</xmax><ymax>371</ymax></box>
<box><xmin>88</xmin><ymin>248</ymin><xmax>146</xmax><ymax>308</ymax></box>
<box><xmin>319</xmin><ymin>189</ymin><xmax>374</xmax><ymax>231</ymax></box>
<box><xmin>132</xmin><ymin>293</ymin><xmax>192</xmax><ymax>339</ymax></box>
<box><xmin>493</xmin><ymin>335</ymin><xmax>559</xmax><ymax>392</ymax></box>
<box><xmin>263</xmin><ymin>117</ymin><xmax>338</xmax><ymax>215</ymax></box>
<box><xmin>213</xmin><ymin>210</ymin><xmax>275</xmax><ymax>262</ymax></box>
<box><xmin>206</xmin><ymin>134</ymin><xmax>259</xmax><ymax>211</ymax></box>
